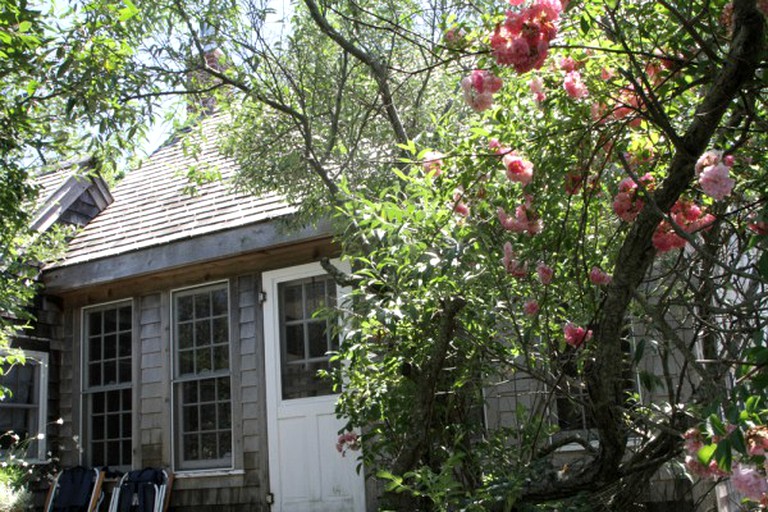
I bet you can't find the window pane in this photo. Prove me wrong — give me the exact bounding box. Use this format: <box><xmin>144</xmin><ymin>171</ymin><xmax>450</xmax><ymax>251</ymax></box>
<box><xmin>93</xmin><ymin>393</ymin><xmax>104</xmax><ymax>414</ymax></box>
<box><xmin>0</xmin><ymin>410</ymin><xmax>34</xmax><ymax>444</ymax></box>
<box><xmin>211</xmin><ymin>289</ymin><xmax>228</xmax><ymax>316</ymax></box>
<box><xmin>305</xmin><ymin>280</ymin><xmax>327</xmax><ymax>317</ymax></box>
<box><xmin>212</xmin><ymin>317</ymin><xmax>228</xmax><ymax>345</ymax></box>
<box><xmin>89</xmin><ymin>336</ymin><xmax>102</xmax><ymax>360</ymax></box>
<box><xmin>195</xmin><ymin>320</ymin><xmax>211</xmax><ymax>348</ymax></box>
<box><xmin>178</xmin><ymin>322</ymin><xmax>193</xmax><ymax>349</ymax></box>
<box><xmin>218</xmin><ymin>403</ymin><xmax>231</xmax><ymax>429</ymax></box>
<box><xmin>282</xmin><ymin>285</ymin><xmax>302</xmax><ymax>321</ymax></box>
<box><xmin>107</xmin><ymin>414</ymin><xmax>120</xmax><ymax>438</ymax></box>
<box><xmin>219</xmin><ymin>432</ymin><xmax>232</xmax><ymax>458</ymax></box>
<box><xmin>307</xmin><ymin>321</ymin><xmax>328</xmax><ymax>358</ymax></box>
<box><xmin>107</xmin><ymin>441</ymin><xmax>120</xmax><ymax>464</ymax></box>
<box><xmin>107</xmin><ymin>390</ymin><xmax>120</xmax><ymax>412</ymax></box>
<box><xmin>183</xmin><ymin>406</ymin><xmax>199</xmax><ymax>432</ymax></box>
<box><xmin>279</xmin><ymin>277</ymin><xmax>337</xmax><ymax>400</ymax></box>
<box><xmin>103</xmin><ymin>361</ymin><xmax>116</xmax><ymax>385</ymax></box>
<box><xmin>200</xmin><ymin>379</ymin><xmax>215</xmax><ymax>402</ymax></box>
<box><xmin>0</xmin><ymin>364</ymin><xmax>34</xmax><ymax>404</ymax></box>
<box><xmin>217</xmin><ymin>378</ymin><xmax>230</xmax><ymax>400</ymax></box>
<box><xmin>282</xmin><ymin>361</ymin><xmax>334</xmax><ymax>400</ymax></box>
<box><xmin>177</xmin><ymin>295</ymin><xmax>193</xmax><ymax>322</ymax></box>
<box><xmin>118</xmin><ymin>306</ymin><xmax>132</xmax><ymax>331</ymax></box>
<box><xmin>104</xmin><ymin>334</ymin><xmax>117</xmax><ymax>359</ymax></box>
<box><xmin>285</xmin><ymin>325</ymin><xmax>304</xmax><ymax>360</ymax></box>
<box><xmin>201</xmin><ymin>434</ymin><xmax>217</xmax><ymax>459</ymax></box>
<box><xmin>118</xmin><ymin>359</ymin><xmax>131</xmax><ymax>383</ymax></box>
<box><xmin>194</xmin><ymin>293</ymin><xmax>211</xmax><ymax>318</ymax></box>
<box><xmin>213</xmin><ymin>346</ymin><xmax>229</xmax><ymax>371</ymax></box>
<box><xmin>89</xmin><ymin>311</ymin><xmax>102</xmax><ymax>335</ymax></box>
<box><xmin>183</xmin><ymin>381</ymin><xmax>198</xmax><ymax>403</ymax></box>
<box><xmin>89</xmin><ymin>363</ymin><xmax>102</xmax><ymax>387</ymax></box>
<box><xmin>104</xmin><ymin>309</ymin><xmax>117</xmax><ymax>333</ymax></box>
<box><xmin>196</xmin><ymin>348</ymin><xmax>212</xmax><ymax>373</ymax></box>
<box><xmin>179</xmin><ymin>350</ymin><xmax>194</xmax><ymax>375</ymax></box>
<box><xmin>118</xmin><ymin>332</ymin><xmax>131</xmax><ymax>357</ymax></box>
<box><xmin>92</xmin><ymin>442</ymin><xmax>104</xmax><ymax>465</ymax></box>
<box><xmin>184</xmin><ymin>434</ymin><xmax>199</xmax><ymax>460</ymax></box>
<box><xmin>200</xmin><ymin>404</ymin><xmax>216</xmax><ymax>430</ymax></box>
<box><xmin>122</xmin><ymin>411</ymin><xmax>132</xmax><ymax>437</ymax></box>
<box><xmin>92</xmin><ymin>415</ymin><xmax>104</xmax><ymax>440</ymax></box>
<box><xmin>122</xmin><ymin>440</ymin><xmax>132</xmax><ymax>463</ymax></box>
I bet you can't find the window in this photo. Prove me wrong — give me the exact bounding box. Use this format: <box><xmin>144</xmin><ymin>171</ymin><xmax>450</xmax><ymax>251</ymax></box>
<box><xmin>278</xmin><ymin>276</ymin><xmax>338</xmax><ymax>400</ymax></box>
<box><xmin>172</xmin><ymin>283</ymin><xmax>232</xmax><ymax>470</ymax></box>
<box><xmin>0</xmin><ymin>351</ymin><xmax>48</xmax><ymax>461</ymax></box>
<box><xmin>82</xmin><ymin>302</ymin><xmax>133</xmax><ymax>468</ymax></box>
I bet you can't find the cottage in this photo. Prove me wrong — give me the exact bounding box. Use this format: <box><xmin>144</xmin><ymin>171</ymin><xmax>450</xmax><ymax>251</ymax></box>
<box><xmin>13</xmin><ymin>115</ymin><xmax>366</xmax><ymax>511</ymax></box>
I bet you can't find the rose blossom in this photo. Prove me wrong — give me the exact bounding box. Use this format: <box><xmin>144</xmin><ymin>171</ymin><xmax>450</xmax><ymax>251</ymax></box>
<box><xmin>523</xmin><ymin>299</ymin><xmax>540</xmax><ymax>316</ymax></box>
<box><xmin>537</xmin><ymin>262</ymin><xmax>554</xmax><ymax>285</ymax></box>
<box><xmin>589</xmin><ymin>266</ymin><xmax>612</xmax><ymax>285</ymax></box>
<box><xmin>564</xmin><ymin>322</ymin><xmax>592</xmax><ymax>348</ymax></box>
<box><xmin>422</xmin><ymin>151</ymin><xmax>444</xmax><ymax>176</ymax></box>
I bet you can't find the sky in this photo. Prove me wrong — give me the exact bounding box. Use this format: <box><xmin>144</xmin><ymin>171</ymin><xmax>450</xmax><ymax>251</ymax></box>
<box><xmin>138</xmin><ymin>0</ymin><xmax>295</xmax><ymax>158</ymax></box>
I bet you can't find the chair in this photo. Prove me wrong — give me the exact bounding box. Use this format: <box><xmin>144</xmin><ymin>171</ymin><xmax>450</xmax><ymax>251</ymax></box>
<box><xmin>108</xmin><ymin>468</ymin><xmax>173</xmax><ymax>512</ymax></box>
<box><xmin>44</xmin><ymin>466</ymin><xmax>105</xmax><ymax>512</ymax></box>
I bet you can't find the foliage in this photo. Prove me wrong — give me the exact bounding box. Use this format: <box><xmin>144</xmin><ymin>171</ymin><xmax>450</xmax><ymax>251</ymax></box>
<box><xmin>2</xmin><ymin>0</ymin><xmax>768</xmax><ymax>509</ymax></box>
<box><xmin>130</xmin><ymin>0</ymin><xmax>765</xmax><ymax>507</ymax></box>
<box><xmin>303</xmin><ymin>0</ymin><xmax>767</xmax><ymax>508</ymax></box>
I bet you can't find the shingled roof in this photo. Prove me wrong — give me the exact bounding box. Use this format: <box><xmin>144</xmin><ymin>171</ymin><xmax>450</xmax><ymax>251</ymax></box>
<box><xmin>54</xmin><ymin>114</ymin><xmax>295</xmax><ymax>268</ymax></box>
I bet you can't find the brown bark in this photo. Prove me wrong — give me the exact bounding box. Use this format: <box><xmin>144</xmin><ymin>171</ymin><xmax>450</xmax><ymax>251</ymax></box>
<box><xmin>587</xmin><ymin>0</ymin><xmax>765</xmax><ymax>487</ymax></box>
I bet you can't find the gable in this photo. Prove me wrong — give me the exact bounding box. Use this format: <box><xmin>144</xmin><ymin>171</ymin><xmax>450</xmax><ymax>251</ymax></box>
<box><xmin>31</xmin><ymin>158</ymin><xmax>113</xmax><ymax>233</ymax></box>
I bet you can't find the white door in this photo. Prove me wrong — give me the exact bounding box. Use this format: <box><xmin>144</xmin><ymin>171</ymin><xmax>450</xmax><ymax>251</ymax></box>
<box><xmin>263</xmin><ymin>262</ymin><xmax>365</xmax><ymax>512</ymax></box>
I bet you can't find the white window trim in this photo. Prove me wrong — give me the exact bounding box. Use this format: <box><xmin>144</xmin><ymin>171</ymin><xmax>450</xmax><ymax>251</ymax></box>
<box><xmin>170</xmin><ymin>280</ymin><xmax>235</xmax><ymax>472</ymax></box>
<box><xmin>80</xmin><ymin>299</ymin><xmax>135</xmax><ymax>470</ymax></box>
<box><xmin>0</xmin><ymin>349</ymin><xmax>49</xmax><ymax>462</ymax></box>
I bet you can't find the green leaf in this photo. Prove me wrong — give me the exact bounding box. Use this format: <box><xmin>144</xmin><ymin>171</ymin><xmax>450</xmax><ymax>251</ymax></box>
<box><xmin>708</xmin><ymin>414</ymin><xmax>726</xmax><ymax>437</ymax></box>
<box><xmin>758</xmin><ymin>252</ymin><xmax>768</xmax><ymax>281</ymax></box>
<box><xmin>118</xmin><ymin>0</ymin><xmax>139</xmax><ymax>21</ymax></box>
<box><xmin>713</xmin><ymin>440</ymin><xmax>732</xmax><ymax>472</ymax></box>
<box><xmin>730</xmin><ymin>429</ymin><xmax>747</xmax><ymax>456</ymax></box>
<box><xmin>580</xmin><ymin>15</ymin><xmax>591</xmax><ymax>35</ymax></box>
<box><xmin>697</xmin><ymin>444</ymin><xmax>716</xmax><ymax>465</ymax></box>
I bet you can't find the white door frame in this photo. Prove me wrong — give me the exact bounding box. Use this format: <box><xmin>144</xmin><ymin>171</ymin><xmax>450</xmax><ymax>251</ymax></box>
<box><xmin>262</xmin><ymin>261</ymin><xmax>365</xmax><ymax>512</ymax></box>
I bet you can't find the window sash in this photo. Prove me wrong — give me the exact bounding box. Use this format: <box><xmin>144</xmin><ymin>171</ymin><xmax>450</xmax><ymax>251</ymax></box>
<box><xmin>82</xmin><ymin>301</ymin><xmax>133</xmax><ymax>469</ymax></box>
<box><xmin>172</xmin><ymin>282</ymin><xmax>233</xmax><ymax>470</ymax></box>
<box><xmin>278</xmin><ymin>276</ymin><xmax>338</xmax><ymax>401</ymax></box>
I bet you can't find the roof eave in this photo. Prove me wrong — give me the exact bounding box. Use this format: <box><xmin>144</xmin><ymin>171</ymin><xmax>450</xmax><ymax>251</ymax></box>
<box><xmin>42</xmin><ymin>217</ymin><xmax>333</xmax><ymax>293</ymax></box>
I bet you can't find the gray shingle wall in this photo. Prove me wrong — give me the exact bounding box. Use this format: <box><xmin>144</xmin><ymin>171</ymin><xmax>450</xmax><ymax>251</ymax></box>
<box><xmin>139</xmin><ymin>293</ymin><xmax>166</xmax><ymax>467</ymax></box>
<box><xmin>237</xmin><ymin>274</ymin><xmax>266</xmax><ymax>492</ymax></box>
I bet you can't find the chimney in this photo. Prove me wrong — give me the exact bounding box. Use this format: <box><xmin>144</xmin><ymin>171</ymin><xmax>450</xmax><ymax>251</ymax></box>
<box><xmin>187</xmin><ymin>24</ymin><xmax>228</xmax><ymax>114</ymax></box>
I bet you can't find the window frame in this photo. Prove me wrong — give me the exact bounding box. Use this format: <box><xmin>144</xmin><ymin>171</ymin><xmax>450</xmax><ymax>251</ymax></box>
<box><xmin>170</xmin><ymin>280</ymin><xmax>234</xmax><ymax>472</ymax></box>
<box><xmin>277</xmin><ymin>275</ymin><xmax>340</xmax><ymax>401</ymax></box>
<box><xmin>0</xmin><ymin>350</ymin><xmax>49</xmax><ymax>462</ymax></box>
<box><xmin>263</xmin><ymin>261</ymin><xmax>350</xmax><ymax>409</ymax></box>
<box><xmin>80</xmin><ymin>299</ymin><xmax>135</xmax><ymax>470</ymax></box>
